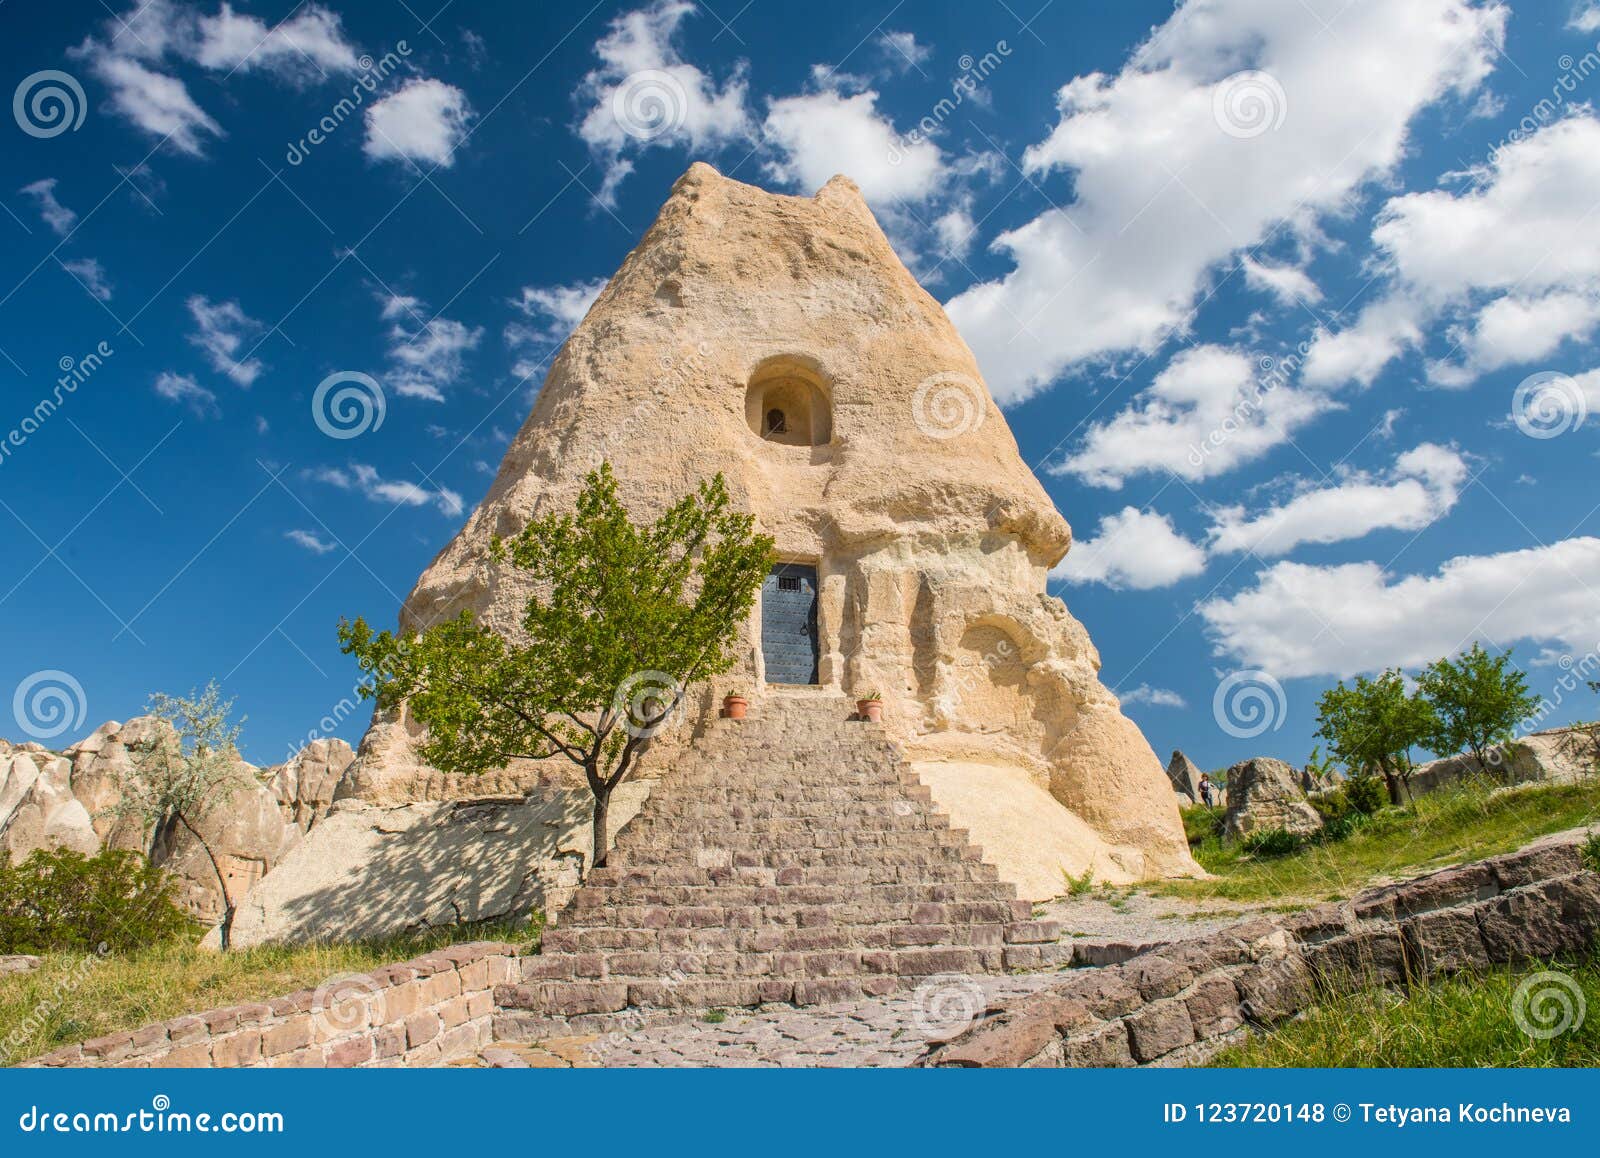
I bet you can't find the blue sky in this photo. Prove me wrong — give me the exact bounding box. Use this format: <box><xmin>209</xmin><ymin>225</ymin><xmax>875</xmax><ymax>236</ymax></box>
<box><xmin>3</xmin><ymin>0</ymin><xmax>1600</xmax><ymax>771</ymax></box>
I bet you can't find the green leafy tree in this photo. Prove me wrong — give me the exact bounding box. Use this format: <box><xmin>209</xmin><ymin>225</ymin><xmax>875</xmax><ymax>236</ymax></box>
<box><xmin>340</xmin><ymin>464</ymin><xmax>774</xmax><ymax>870</ymax></box>
<box><xmin>107</xmin><ymin>682</ymin><xmax>256</xmax><ymax>950</ymax></box>
<box><xmin>0</xmin><ymin>848</ymin><xmax>197</xmax><ymax>955</ymax></box>
<box><xmin>1415</xmin><ymin>644</ymin><xmax>1538</xmax><ymax>775</ymax></box>
<box><xmin>1314</xmin><ymin>670</ymin><xmax>1436</xmax><ymax>806</ymax></box>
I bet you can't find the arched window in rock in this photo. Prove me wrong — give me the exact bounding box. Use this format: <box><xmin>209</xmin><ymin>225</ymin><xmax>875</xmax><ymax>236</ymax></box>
<box><xmin>745</xmin><ymin>359</ymin><xmax>831</xmax><ymax>447</ymax></box>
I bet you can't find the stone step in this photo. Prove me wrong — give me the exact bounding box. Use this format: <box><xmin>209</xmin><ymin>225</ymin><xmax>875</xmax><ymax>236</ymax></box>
<box><xmin>616</xmin><ymin>812</ymin><xmax>949</xmax><ymax>837</ymax></box>
<box><xmin>540</xmin><ymin>918</ymin><xmax>1048</xmax><ymax>955</ymax></box>
<box><xmin>583</xmin><ymin>861</ymin><xmax>1001</xmax><ymax>888</ymax></box>
<box><xmin>498</xmin><ymin>941</ymin><xmax>1069</xmax><ymax>1015</ymax></box>
<box><xmin>520</xmin><ymin>943</ymin><xmax>1010</xmax><ymax>983</ymax></box>
<box><xmin>570</xmin><ymin>880</ymin><xmax>1018</xmax><ymax>910</ymax></box>
<box><xmin>611</xmin><ymin>844</ymin><xmax>986</xmax><ymax>869</ymax></box>
<box><xmin>637</xmin><ymin>798</ymin><xmax>934</xmax><ymax>821</ymax></box>
<box><xmin>613</xmin><ymin>827</ymin><xmax>977</xmax><ymax>853</ymax></box>
<box><xmin>559</xmin><ymin>898</ymin><xmax>1033</xmax><ymax>930</ymax></box>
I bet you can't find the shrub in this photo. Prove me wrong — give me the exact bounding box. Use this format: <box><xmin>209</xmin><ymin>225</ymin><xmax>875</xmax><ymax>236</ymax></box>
<box><xmin>1344</xmin><ymin>774</ymin><xmax>1386</xmax><ymax>816</ymax></box>
<box><xmin>1061</xmin><ymin>867</ymin><xmax>1096</xmax><ymax>897</ymax></box>
<box><xmin>0</xmin><ymin>848</ymin><xmax>198</xmax><ymax>955</ymax></box>
<box><xmin>1239</xmin><ymin>828</ymin><xmax>1302</xmax><ymax>858</ymax></box>
<box><xmin>1319</xmin><ymin>809</ymin><xmax>1369</xmax><ymax>843</ymax></box>
<box><xmin>1583</xmin><ymin>831</ymin><xmax>1600</xmax><ymax>874</ymax></box>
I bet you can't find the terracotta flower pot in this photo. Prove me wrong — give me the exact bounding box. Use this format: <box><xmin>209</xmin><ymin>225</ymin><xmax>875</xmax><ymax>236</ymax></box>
<box><xmin>857</xmin><ymin>699</ymin><xmax>883</xmax><ymax>723</ymax></box>
<box><xmin>722</xmin><ymin>695</ymin><xmax>749</xmax><ymax>720</ymax></box>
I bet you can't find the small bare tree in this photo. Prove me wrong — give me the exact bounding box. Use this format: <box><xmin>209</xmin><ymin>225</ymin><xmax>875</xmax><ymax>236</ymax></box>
<box><xmin>109</xmin><ymin>682</ymin><xmax>255</xmax><ymax>950</ymax></box>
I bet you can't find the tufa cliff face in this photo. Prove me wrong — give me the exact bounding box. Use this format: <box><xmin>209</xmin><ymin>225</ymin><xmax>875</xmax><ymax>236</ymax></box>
<box><xmin>346</xmin><ymin>162</ymin><xmax>1196</xmax><ymax>881</ymax></box>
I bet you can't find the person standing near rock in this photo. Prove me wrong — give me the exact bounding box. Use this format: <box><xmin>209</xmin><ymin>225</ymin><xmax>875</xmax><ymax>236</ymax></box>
<box><xmin>1199</xmin><ymin>773</ymin><xmax>1214</xmax><ymax>808</ymax></box>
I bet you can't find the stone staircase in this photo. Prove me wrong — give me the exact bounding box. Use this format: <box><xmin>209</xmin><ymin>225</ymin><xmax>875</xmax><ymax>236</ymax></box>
<box><xmin>494</xmin><ymin>692</ymin><xmax>1065</xmax><ymax>1025</ymax></box>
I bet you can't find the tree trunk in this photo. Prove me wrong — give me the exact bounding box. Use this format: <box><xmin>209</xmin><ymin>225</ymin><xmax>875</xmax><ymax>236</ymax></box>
<box><xmin>1380</xmin><ymin>759</ymin><xmax>1402</xmax><ymax>806</ymax></box>
<box><xmin>591</xmin><ymin>786</ymin><xmax>612</xmax><ymax>870</ymax></box>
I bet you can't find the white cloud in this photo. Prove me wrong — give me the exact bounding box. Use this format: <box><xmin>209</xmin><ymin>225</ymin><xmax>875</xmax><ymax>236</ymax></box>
<box><xmin>307</xmin><ymin>464</ymin><xmax>464</xmax><ymax>518</ymax></box>
<box><xmin>932</xmin><ymin>201</ymin><xmax>978</xmax><ymax>262</ymax></box>
<box><xmin>86</xmin><ymin>53</ymin><xmax>224</xmax><ymax>155</ymax></box>
<box><xmin>1430</xmin><ymin>290</ymin><xmax>1600</xmax><ymax>385</ymax></box>
<box><xmin>1117</xmin><ymin>684</ymin><xmax>1188</xmax><ymax>708</ymax></box>
<box><xmin>1056</xmin><ymin>344</ymin><xmax>1338</xmax><ymax>488</ymax></box>
<box><xmin>285</xmin><ymin>529</ymin><xmax>337</xmax><ymax>554</ymax></box>
<box><xmin>576</xmin><ymin>0</ymin><xmax>752</xmax><ymax>204</ymax></box>
<box><xmin>877</xmin><ymin>30</ymin><xmax>931</xmax><ymax>72</ymax></box>
<box><xmin>1200</xmin><ymin>537</ymin><xmax>1600</xmax><ymax>679</ymax></box>
<box><xmin>944</xmin><ymin>0</ymin><xmax>1507</xmax><ymax>405</ymax></box>
<box><xmin>61</xmin><ymin>258</ymin><xmax>113</xmax><ymax>302</ymax></box>
<box><xmin>379</xmin><ymin>294</ymin><xmax>483</xmax><ymax>402</ymax></box>
<box><xmin>153</xmin><ymin>370</ymin><xmax>218</xmax><ymax>417</ymax></box>
<box><xmin>73</xmin><ymin>2</ymin><xmax>359</xmax><ymax>154</ymax></box>
<box><xmin>1301</xmin><ymin>295</ymin><xmax>1425</xmax><ymax>389</ymax></box>
<box><xmin>186</xmin><ymin>295</ymin><xmax>264</xmax><ymax>386</ymax></box>
<box><xmin>19</xmin><ymin>179</ymin><xmax>76</xmax><ymax>235</ymax></box>
<box><xmin>1308</xmin><ymin>113</ymin><xmax>1600</xmax><ymax>388</ymax></box>
<box><xmin>1051</xmin><ymin>506</ymin><xmax>1208</xmax><ymax>590</ymax></box>
<box><xmin>763</xmin><ymin>88</ymin><xmax>945</xmax><ymax>206</ymax></box>
<box><xmin>364</xmin><ymin>78</ymin><xmax>473</xmax><ymax>168</ymax></box>
<box><xmin>1239</xmin><ymin>255</ymin><xmax>1321</xmax><ymax>305</ymax></box>
<box><xmin>1571</xmin><ymin>3</ymin><xmax>1600</xmax><ymax>33</ymax></box>
<box><xmin>510</xmin><ymin>279</ymin><xmax>606</xmax><ymax>340</ymax></box>
<box><xmin>506</xmin><ymin>278</ymin><xmax>606</xmax><ymax>378</ymax></box>
<box><xmin>1207</xmin><ymin>443</ymin><xmax>1469</xmax><ymax>557</ymax></box>
<box><xmin>191</xmin><ymin>3</ymin><xmax>358</xmax><ymax>78</ymax></box>
<box><xmin>1570</xmin><ymin>367</ymin><xmax>1600</xmax><ymax>411</ymax></box>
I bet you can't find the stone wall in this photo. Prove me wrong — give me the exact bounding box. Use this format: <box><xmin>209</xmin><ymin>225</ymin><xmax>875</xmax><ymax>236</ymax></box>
<box><xmin>919</xmin><ymin>831</ymin><xmax>1599</xmax><ymax>1067</ymax></box>
<box><xmin>24</xmin><ymin>941</ymin><xmax>521</xmax><ymax>1069</ymax></box>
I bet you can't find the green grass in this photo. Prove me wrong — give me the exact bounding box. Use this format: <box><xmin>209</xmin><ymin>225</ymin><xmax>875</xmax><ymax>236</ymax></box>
<box><xmin>0</xmin><ymin>917</ymin><xmax>540</xmax><ymax>1065</ymax></box>
<box><xmin>1156</xmin><ymin>776</ymin><xmax>1600</xmax><ymax>904</ymax></box>
<box><xmin>1210</xmin><ymin>959</ymin><xmax>1600</xmax><ymax>1067</ymax></box>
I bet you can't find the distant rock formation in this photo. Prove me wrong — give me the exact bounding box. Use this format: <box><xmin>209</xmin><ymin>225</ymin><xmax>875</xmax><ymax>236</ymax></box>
<box><xmin>0</xmin><ymin>720</ymin><xmax>354</xmax><ymax>925</ymax></box>
<box><xmin>1411</xmin><ymin>725</ymin><xmax>1599</xmax><ymax>795</ymax></box>
<box><xmin>1165</xmin><ymin>750</ymin><xmax>1204</xmax><ymax>803</ymax></box>
<box><xmin>1222</xmin><ymin>757</ymin><xmax>1324</xmax><ymax>839</ymax></box>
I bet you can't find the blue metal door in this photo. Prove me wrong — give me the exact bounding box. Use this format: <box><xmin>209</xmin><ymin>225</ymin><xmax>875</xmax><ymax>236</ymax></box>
<box><xmin>761</xmin><ymin>563</ymin><xmax>819</xmax><ymax>685</ymax></box>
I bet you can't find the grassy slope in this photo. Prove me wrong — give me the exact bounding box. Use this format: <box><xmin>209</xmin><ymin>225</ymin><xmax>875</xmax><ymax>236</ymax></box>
<box><xmin>0</xmin><ymin>919</ymin><xmax>539</xmax><ymax>1065</ymax></box>
<box><xmin>1210</xmin><ymin>960</ymin><xmax>1600</xmax><ymax>1067</ymax></box>
<box><xmin>1156</xmin><ymin>777</ymin><xmax>1600</xmax><ymax>904</ymax></box>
